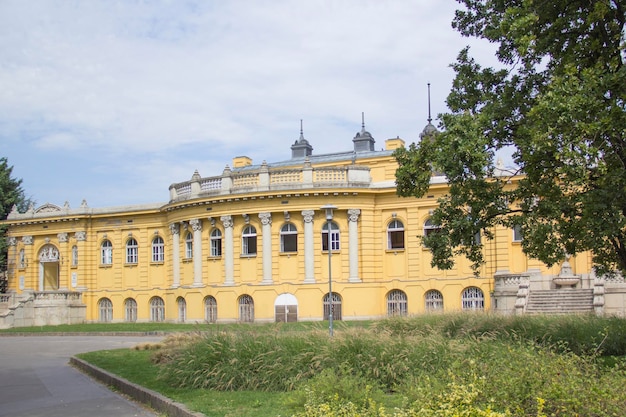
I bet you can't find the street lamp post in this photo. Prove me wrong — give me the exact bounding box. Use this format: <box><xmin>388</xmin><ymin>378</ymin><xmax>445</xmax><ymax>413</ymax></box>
<box><xmin>321</xmin><ymin>204</ymin><xmax>337</xmax><ymax>337</ymax></box>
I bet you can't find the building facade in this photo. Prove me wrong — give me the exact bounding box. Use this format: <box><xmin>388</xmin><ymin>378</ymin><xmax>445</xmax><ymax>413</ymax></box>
<box><xmin>1</xmin><ymin>122</ymin><xmax>621</xmax><ymax>328</ymax></box>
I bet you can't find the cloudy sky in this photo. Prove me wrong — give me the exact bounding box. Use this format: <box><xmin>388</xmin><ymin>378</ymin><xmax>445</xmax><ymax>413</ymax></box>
<box><xmin>0</xmin><ymin>0</ymin><xmax>498</xmax><ymax>210</ymax></box>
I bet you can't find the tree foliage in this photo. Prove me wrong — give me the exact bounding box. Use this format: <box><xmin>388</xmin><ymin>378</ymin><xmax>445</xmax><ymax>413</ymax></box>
<box><xmin>395</xmin><ymin>0</ymin><xmax>626</xmax><ymax>275</ymax></box>
<box><xmin>0</xmin><ymin>157</ymin><xmax>32</xmax><ymax>274</ymax></box>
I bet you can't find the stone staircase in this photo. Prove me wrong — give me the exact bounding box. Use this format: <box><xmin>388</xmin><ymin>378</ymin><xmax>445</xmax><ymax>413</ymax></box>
<box><xmin>525</xmin><ymin>289</ymin><xmax>594</xmax><ymax>314</ymax></box>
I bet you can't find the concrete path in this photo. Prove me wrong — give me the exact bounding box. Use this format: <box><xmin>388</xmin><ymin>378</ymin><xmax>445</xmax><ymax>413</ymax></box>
<box><xmin>0</xmin><ymin>335</ymin><xmax>164</xmax><ymax>417</ymax></box>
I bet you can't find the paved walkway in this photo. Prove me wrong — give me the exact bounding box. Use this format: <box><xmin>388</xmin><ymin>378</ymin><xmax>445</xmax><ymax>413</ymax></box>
<box><xmin>0</xmin><ymin>335</ymin><xmax>164</xmax><ymax>417</ymax></box>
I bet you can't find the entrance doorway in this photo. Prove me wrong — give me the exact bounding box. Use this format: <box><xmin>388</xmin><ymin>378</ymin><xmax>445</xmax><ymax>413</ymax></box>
<box><xmin>38</xmin><ymin>244</ymin><xmax>60</xmax><ymax>291</ymax></box>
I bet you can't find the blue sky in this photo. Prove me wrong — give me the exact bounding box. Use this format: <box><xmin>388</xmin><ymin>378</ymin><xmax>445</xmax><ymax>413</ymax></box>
<box><xmin>0</xmin><ymin>0</ymin><xmax>498</xmax><ymax>209</ymax></box>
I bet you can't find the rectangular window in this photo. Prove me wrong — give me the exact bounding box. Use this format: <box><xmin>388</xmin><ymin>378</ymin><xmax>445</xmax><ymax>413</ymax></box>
<box><xmin>388</xmin><ymin>231</ymin><xmax>404</xmax><ymax>249</ymax></box>
<box><xmin>281</xmin><ymin>234</ymin><xmax>298</xmax><ymax>252</ymax></box>
<box><xmin>211</xmin><ymin>238</ymin><xmax>222</xmax><ymax>257</ymax></box>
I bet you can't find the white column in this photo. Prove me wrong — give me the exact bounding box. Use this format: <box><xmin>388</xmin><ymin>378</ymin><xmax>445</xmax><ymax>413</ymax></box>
<box><xmin>302</xmin><ymin>210</ymin><xmax>315</xmax><ymax>283</ymax></box>
<box><xmin>190</xmin><ymin>218</ymin><xmax>203</xmax><ymax>287</ymax></box>
<box><xmin>170</xmin><ymin>223</ymin><xmax>180</xmax><ymax>288</ymax></box>
<box><xmin>347</xmin><ymin>209</ymin><xmax>361</xmax><ymax>282</ymax></box>
<box><xmin>259</xmin><ymin>212</ymin><xmax>273</xmax><ymax>284</ymax></box>
<box><xmin>221</xmin><ymin>215</ymin><xmax>235</xmax><ymax>285</ymax></box>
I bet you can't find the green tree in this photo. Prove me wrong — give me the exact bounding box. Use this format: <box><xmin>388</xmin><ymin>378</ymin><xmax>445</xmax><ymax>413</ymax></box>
<box><xmin>0</xmin><ymin>157</ymin><xmax>32</xmax><ymax>280</ymax></box>
<box><xmin>395</xmin><ymin>0</ymin><xmax>626</xmax><ymax>275</ymax></box>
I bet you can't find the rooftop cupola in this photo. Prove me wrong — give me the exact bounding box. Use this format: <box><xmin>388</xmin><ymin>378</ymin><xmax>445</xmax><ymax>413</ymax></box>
<box><xmin>353</xmin><ymin>112</ymin><xmax>375</xmax><ymax>152</ymax></box>
<box><xmin>291</xmin><ymin>119</ymin><xmax>313</xmax><ymax>159</ymax></box>
<box><xmin>420</xmin><ymin>83</ymin><xmax>439</xmax><ymax>141</ymax></box>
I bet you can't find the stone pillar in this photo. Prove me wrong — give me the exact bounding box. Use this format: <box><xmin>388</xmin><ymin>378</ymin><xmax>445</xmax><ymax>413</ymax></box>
<box><xmin>190</xmin><ymin>218</ymin><xmax>203</xmax><ymax>287</ymax></box>
<box><xmin>259</xmin><ymin>212</ymin><xmax>273</xmax><ymax>284</ymax></box>
<box><xmin>57</xmin><ymin>233</ymin><xmax>69</xmax><ymax>290</ymax></box>
<box><xmin>74</xmin><ymin>231</ymin><xmax>86</xmax><ymax>290</ymax></box>
<box><xmin>169</xmin><ymin>223</ymin><xmax>181</xmax><ymax>288</ymax></box>
<box><xmin>302</xmin><ymin>210</ymin><xmax>315</xmax><ymax>283</ymax></box>
<box><xmin>221</xmin><ymin>215</ymin><xmax>235</xmax><ymax>285</ymax></box>
<box><xmin>347</xmin><ymin>209</ymin><xmax>361</xmax><ymax>282</ymax></box>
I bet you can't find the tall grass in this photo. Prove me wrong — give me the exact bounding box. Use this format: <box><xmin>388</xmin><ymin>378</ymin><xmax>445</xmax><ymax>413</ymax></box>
<box><xmin>153</xmin><ymin>314</ymin><xmax>626</xmax><ymax>416</ymax></box>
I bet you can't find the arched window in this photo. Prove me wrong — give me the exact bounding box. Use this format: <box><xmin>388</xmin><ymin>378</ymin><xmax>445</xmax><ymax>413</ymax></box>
<box><xmin>387</xmin><ymin>289</ymin><xmax>408</xmax><ymax>317</ymax></box>
<box><xmin>323</xmin><ymin>292</ymin><xmax>342</xmax><ymax>321</ymax></box>
<box><xmin>98</xmin><ymin>298</ymin><xmax>113</xmax><ymax>322</ymax></box>
<box><xmin>425</xmin><ymin>290</ymin><xmax>444</xmax><ymax>311</ymax></box>
<box><xmin>210</xmin><ymin>229</ymin><xmax>222</xmax><ymax>257</ymax></box>
<box><xmin>185</xmin><ymin>232</ymin><xmax>193</xmax><ymax>259</ymax></box>
<box><xmin>462</xmin><ymin>287</ymin><xmax>485</xmax><ymax>311</ymax></box>
<box><xmin>101</xmin><ymin>240</ymin><xmax>113</xmax><ymax>265</ymax></box>
<box><xmin>124</xmin><ymin>298</ymin><xmax>137</xmax><ymax>322</ymax></box>
<box><xmin>280</xmin><ymin>223</ymin><xmax>298</xmax><ymax>252</ymax></box>
<box><xmin>150</xmin><ymin>296</ymin><xmax>165</xmax><ymax>322</ymax></box>
<box><xmin>387</xmin><ymin>219</ymin><xmax>405</xmax><ymax>249</ymax></box>
<box><xmin>423</xmin><ymin>218</ymin><xmax>440</xmax><ymax>237</ymax></box>
<box><xmin>152</xmin><ymin>236</ymin><xmax>164</xmax><ymax>262</ymax></box>
<box><xmin>126</xmin><ymin>237</ymin><xmax>138</xmax><ymax>264</ymax></box>
<box><xmin>242</xmin><ymin>226</ymin><xmax>257</xmax><ymax>256</ymax></box>
<box><xmin>204</xmin><ymin>296</ymin><xmax>217</xmax><ymax>323</ymax></box>
<box><xmin>177</xmin><ymin>297</ymin><xmax>186</xmax><ymax>323</ymax></box>
<box><xmin>71</xmin><ymin>245</ymin><xmax>78</xmax><ymax>266</ymax></box>
<box><xmin>322</xmin><ymin>221</ymin><xmax>340</xmax><ymax>251</ymax></box>
<box><xmin>238</xmin><ymin>294</ymin><xmax>254</xmax><ymax>322</ymax></box>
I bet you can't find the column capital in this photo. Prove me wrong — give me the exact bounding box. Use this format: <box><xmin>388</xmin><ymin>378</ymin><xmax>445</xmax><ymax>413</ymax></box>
<box><xmin>7</xmin><ymin>236</ymin><xmax>17</xmax><ymax>246</ymax></box>
<box><xmin>75</xmin><ymin>231</ymin><xmax>87</xmax><ymax>241</ymax></box>
<box><xmin>169</xmin><ymin>223</ymin><xmax>180</xmax><ymax>235</ymax></box>
<box><xmin>259</xmin><ymin>212</ymin><xmax>272</xmax><ymax>226</ymax></box>
<box><xmin>220</xmin><ymin>215</ymin><xmax>233</xmax><ymax>228</ymax></box>
<box><xmin>190</xmin><ymin>218</ymin><xmax>202</xmax><ymax>232</ymax></box>
<box><xmin>22</xmin><ymin>235</ymin><xmax>33</xmax><ymax>245</ymax></box>
<box><xmin>57</xmin><ymin>233</ymin><xmax>69</xmax><ymax>243</ymax></box>
<box><xmin>347</xmin><ymin>208</ymin><xmax>361</xmax><ymax>223</ymax></box>
<box><xmin>302</xmin><ymin>210</ymin><xmax>315</xmax><ymax>223</ymax></box>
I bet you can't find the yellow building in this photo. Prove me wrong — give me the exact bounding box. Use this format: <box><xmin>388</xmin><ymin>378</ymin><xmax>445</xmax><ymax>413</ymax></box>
<box><xmin>0</xmin><ymin>121</ymin><xmax>618</xmax><ymax>328</ymax></box>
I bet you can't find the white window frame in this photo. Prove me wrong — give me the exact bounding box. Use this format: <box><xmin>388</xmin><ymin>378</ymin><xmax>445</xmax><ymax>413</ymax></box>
<box><xmin>204</xmin><ymin>296</ymin><xmax>217</xmax><ymax>323</ymax></box>
<box><xmin>152</xmin><ymin>236</ymin><xmax>164</xmax><ymax>262</ymax></box>
<box><xmin>150</xmin><ymin>296</ymin><xmax>165</xmax><ymax>322</ymax></box>
<box><xmin>98</xmin><ymin>298</ymin><xmax>113</xmax><ymax>322</ymax></box>
<box><xmin>210</xmin><ymin>229</ymin><xmax>222</xmax><ymax>257</ymax></box>
<box><xmin>238</xmin><ymin>294</ymin><xmax>254</xmax><ymax>322</ymax></box>
<box><xmin>280</xmin><ymin>223</ymin><xmax>298</xmax><ymax>252</ymax></box>
<box><xmin>387</xmin><ymin>289</ymin><xmax>408</xmax><ymax>317</ymax></box>
<box><xmin>71</xmin><ymin>245</ymin><xmax>78</xmax><ymax>266</ymax></box>
<box><xmin>387</xmin><ymin>219</ymin><xmax>405</xmax><ymax>249</ymax></box>
<box><xmin>322</xmin><ymin>221</ymin><xmax>340</xmax><ymax>251</ymax></box>
<box><xmin>185</xmin><ymin>232</ymin><xmax>193</xmax><ymax>259</ymax></box>
<box><xmin>242</xmin><ymin>225</ymin><xmax>257</xmax><ymax>256</ymax></box>
<box><xmin>425</xmin><ymin>289</ymin><xmax>444</xmax><ymax>311</ymax></box>
<box><xmin>126</xmin><ymin>237</ymin><xmax>138</xmax><ymax>264</ymax></box>
<box><xmin>101</xmin><ymin>240</ymin><xmax>113</xmax><ymax>265</ymax></box>
<box><xmin>462</xmin><ymin>287</ymin><xmax>485</xmax><ymax>311</ymax></box>
<box><xmin>513</xmin><ymin>225</ymin><xmax>523</xmax><ymax>242</ymax></box>
<box><xmin>125</xmin><ymin>298</ymin><xmax>137</xmax><ymax>322</ymax></box>
<box><xmin>177</xmin><ymin>297</ymin><xmax>186</xmax><ymax>323</ymax></box>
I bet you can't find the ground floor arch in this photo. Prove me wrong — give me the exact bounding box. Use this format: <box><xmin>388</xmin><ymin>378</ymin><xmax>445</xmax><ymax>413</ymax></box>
<box><xmin>274</xmin><ymin>293</ymin><xmax>298</xmax><ymax>322</ymax></box>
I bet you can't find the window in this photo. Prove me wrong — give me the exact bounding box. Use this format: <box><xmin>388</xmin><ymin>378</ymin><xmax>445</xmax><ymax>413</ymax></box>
<box><xmin>513</xmin><ymin>225</ymin><xmax>523</xmax><ymax>242</ymax></box>
<box><xmin>387</xmin><ymin>290</ymin><xmax>408</xmax><ymax>317</ymax></box>
<box><xmin>101</xmin><ymin>240</ymin><xmax>113</xmax><ymax>265</ymax></box>
<box><xmin>322</xmin><ymin>221</ymin><xmax>340</xmax><ymax>251</ymax></box>
<box><xmin>242</xmin><ymin>225</ymin><xmax>257</xmax><ymax>256</ymax></box>
<box><xmin>126</xmin><ymin>237</ymin><xmax>138</xmax><ymax>264</ymax></box>
<box><xmin>425</xmin><ymin>290</ymin><xmax>444</xmax><ymax>311</ymax></box>
<box><xmin>185</xmin><ymin>232</ymin><xmax>193</xmax><ymax>259</ymax></box>
<box><xmin>71</xmin><ymin>245</ymin><xmax>78</xmax><ymax>266</ymax></box>
<box><xmin>177</xmin><ymin>297</ymin><xmax>186</xmax><ymax>323</ymax></box>
<box><xmin>150</xmin><ymin>296</ymin><xmax>165</xmax><ymax>322</ymax></box>
<box><xmin>423</xmin><ymin>218</ymin><xmax>440</xmax><ymax>237</ymax></box>
<box><xmin>210</xmin><ymin>229</ymin><xmax>222</xmax><ymax>257</ymax></box>
<box><xmin>280</xmin><ymin>223</ymin><xmax>298</xmax><ymax>252</ymax></box>
<box><xmin>323</xmin><ymin>292</ymin><xmax>342</xmax><ymax>321</ymax></box>
<box><xmin>462</xmin><ymin>287</ymin><xmax>485</xmax><ymax>311</ymax></box>
<box><xmin>204</xmin><ymin>296</ymin><xmax>217</xmax><ymax>323</ymax></box>
<box><xmin>98</xmin><ymin>298</ymin><xmax>113</xmax><ymax>322</ymax></box>
<box><xmin>125</xmin><ymin>298</ymin><xmax>137</xmax><ymax>322</ymax></box>
<box><xmin>387</xmin><ymin>220</ymin><xmax>405</xmax><ymax>249</ymax></box>
<box><xmin>152</xmin><ymin>236</ymin><xmax>164</xmax><ymax>262</ymax></box>
<box><xmin>238</xmin><ymin>294</ymin><xmax>254</xmax><ymax>322</ymax></box>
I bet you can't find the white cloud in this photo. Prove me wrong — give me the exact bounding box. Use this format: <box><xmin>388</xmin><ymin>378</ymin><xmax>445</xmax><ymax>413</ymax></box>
<box><xmin>0</xmin><ymin>0</ymin><xmax>499</xmax><ymax>208</ymax></box>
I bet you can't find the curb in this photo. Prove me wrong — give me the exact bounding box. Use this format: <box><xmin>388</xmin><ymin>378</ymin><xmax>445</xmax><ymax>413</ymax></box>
<box><xmin>70</xmin><ymin>356</ymin><xmax>205</xmax><ymax>417</ymax></box>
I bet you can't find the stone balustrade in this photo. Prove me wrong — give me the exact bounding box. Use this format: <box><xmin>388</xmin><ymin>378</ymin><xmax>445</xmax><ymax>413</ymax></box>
<box><xmin>169</xmin><ymin>163</ymin><xmax>372</xmax><ymax>202</ymax></box>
